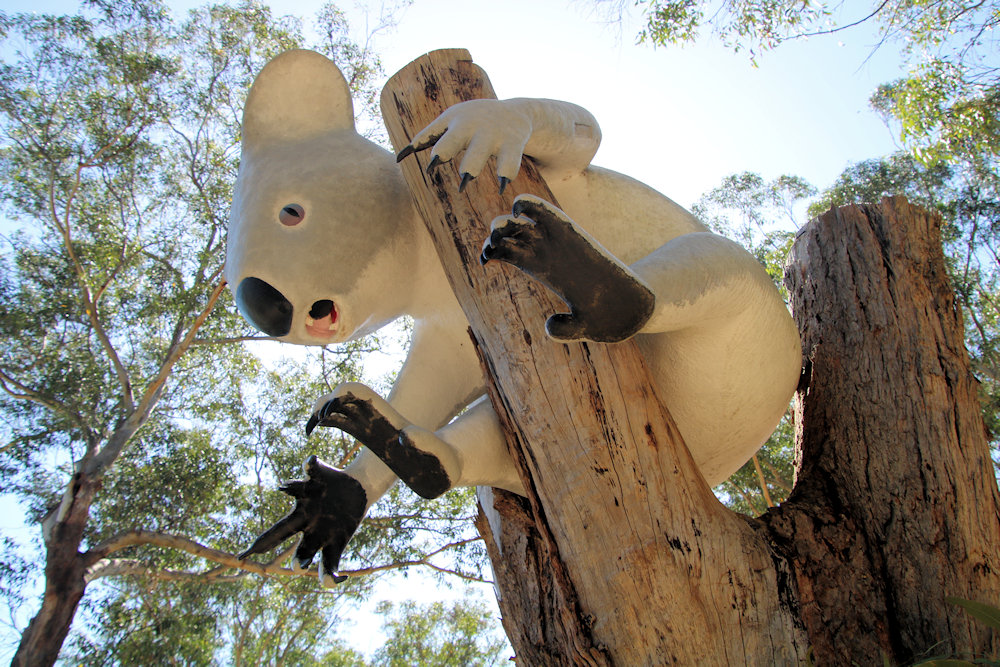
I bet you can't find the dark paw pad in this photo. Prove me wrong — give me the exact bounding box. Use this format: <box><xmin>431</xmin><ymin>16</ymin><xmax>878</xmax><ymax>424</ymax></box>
<box><xmin>483</xmin><ymin>195</ymin><xmax>655</xmax><ymax>343</ymax></box>
<box><xmin>241</xmin><ymin>456</ymin><xmax>366</xmax><ymax>584</ymax></box>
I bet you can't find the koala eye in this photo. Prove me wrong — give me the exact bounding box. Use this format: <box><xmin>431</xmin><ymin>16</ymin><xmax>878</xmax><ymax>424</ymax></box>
<box><xmin>278</xmin><ymin>204</ymin><xmax>305</xmax><ymax>226</ymax></box>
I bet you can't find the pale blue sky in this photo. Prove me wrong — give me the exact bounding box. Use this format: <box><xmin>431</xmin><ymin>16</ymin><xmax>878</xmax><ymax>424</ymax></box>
<box><xmin>362</xmin><ymin>0</ymin><xmax>903</xmax><ymax>208</ymax></box>
<box><xmin>9</xmin><ymin>0</ymin><xmax>904</xmax><ymax>207</ymax></box>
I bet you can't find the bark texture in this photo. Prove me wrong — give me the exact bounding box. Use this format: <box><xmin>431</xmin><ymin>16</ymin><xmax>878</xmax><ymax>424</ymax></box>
<box><xmin>381</xmin><ymin>49</ymin><xmax>808</xmax><ymax>666</ymax></box>
<box><xmin>765</xmin><ymin>198</ymin><xmax>1000</xmax><ymax>664</ymax></box>
<box><xmin>13</xmin><ymin>474</ymin><xmax>97</xmax><ymax>666</ymax></box>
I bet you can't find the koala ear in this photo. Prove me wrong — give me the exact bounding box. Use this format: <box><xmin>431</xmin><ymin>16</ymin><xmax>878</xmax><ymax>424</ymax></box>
<box><xmin>242</xmin><ymin>49</ymin><xmax>356</xmax><ymax>146</ymax></box>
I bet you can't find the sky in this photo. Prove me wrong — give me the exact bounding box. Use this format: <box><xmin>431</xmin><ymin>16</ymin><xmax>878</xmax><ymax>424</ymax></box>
<box><xmin>0</xmin><ymin>0</ymin><xmax>910</xmax><ymax>660</ymax></box>
<box><xmin>10</xmin><ymin>0</ymin><xmax>905</xmax><ymax>205</ymax></box>
<box><xmin>359</xmin><ymin>0</ymin><xmax>903</xmax><ymax>209</ymax></box>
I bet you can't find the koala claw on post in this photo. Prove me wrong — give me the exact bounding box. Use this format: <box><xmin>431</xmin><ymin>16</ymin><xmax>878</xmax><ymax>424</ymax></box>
<box><xmin>482</xmin><ymin>195</ymin><xmax>655</xmax><ymax>343</ymax></box>
<box><xmin>307</xmin><ymin>386</ymin><xmax>453</xmax><ymax>500</ymax></box>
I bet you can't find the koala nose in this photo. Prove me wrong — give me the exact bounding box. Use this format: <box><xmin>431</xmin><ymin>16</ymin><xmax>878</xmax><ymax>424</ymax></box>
<box><xmin>235</xmin><ymin>277</ymin><xmax>293</xmax><ymax>337</ymax></box>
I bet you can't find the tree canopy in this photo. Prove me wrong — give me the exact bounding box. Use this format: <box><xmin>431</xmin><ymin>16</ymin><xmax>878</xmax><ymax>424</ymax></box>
<box><xmin>0</xmin><ymin>1</ymin><xmax>496</xmax><ymax>663</ymax></box>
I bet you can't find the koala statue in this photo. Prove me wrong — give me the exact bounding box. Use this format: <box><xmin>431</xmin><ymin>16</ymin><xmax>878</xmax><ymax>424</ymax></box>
<box><xmin>228</xmin><ymin>49</ymin><xmax>802</xmax><ymax>586</ymax></box>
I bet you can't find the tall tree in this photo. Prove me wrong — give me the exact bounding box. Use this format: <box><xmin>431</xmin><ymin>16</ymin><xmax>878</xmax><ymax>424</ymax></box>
<box><xmin>0</xmin><ymin>2</ymin><xmax>488</xmax><ymax>663</ymax></box>
<box><xmin>371</xmin><ymin>598</ymin><xmax>509</xmax><ymax>667</ymax></box>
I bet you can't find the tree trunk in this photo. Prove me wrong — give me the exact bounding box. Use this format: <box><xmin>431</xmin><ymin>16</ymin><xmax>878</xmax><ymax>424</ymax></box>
<box><xmin>380</xmin><ymin>50</ymin><xmax>1000</xmax><ymax>665</ymax></box>
<box><xmin>765</xmin><ymin>198</ymin><xmax>1000</xmax><ymax>664</ymax></box>
<box><xmin>381</xmin><ymin>49</ymin><xmax>807</xmax><ymax>666</ymax></box>
<box><xmin>13</xmin><ymin>474</ymin><xmax>97</xmax><ymax>667</ymax></box>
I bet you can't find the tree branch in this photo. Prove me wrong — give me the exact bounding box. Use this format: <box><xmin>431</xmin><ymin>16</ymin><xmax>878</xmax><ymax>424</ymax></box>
<box><xmin>0</xmin><ymin>368</ymin><xmax>90</xmax><ymax>437</ymax></box>
<box><xmin>84</xmin><ymin>273</ymin><xmax>228</xmax><ymax>476</ymax></box>
<box><xmin>52</xmin><ymin>160</ymin><xmax>137</xmax><ymax>414</ymax></box>
<box><xmin>751</xmin><ymin>454</ymin><xmax>775</xmax><ymax>507</ymax></box>
<box><xmin>85</xmin><ymin>530</ymin><xmax>488</xmax><ymax>584</ymax></box>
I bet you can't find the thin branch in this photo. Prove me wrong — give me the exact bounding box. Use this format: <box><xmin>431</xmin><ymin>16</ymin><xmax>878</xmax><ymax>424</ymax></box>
<box><xmin>85</xmin><ymin>274</ymin><xmax>228</xmax><ymax>476</ymax></box>
<box><xmin>0</xmin><ymin>368</ymin><xmax>90</xmax><ymax>436</ymax></box>
<box><xmin>751</xmin><ymin>454</ymin><xmax>775</xmax><ymax>507</ymax></box>
<box><xmin>760</xmin><ymin>457</ymin><xmax>793</xmax><ymax>493</ymax></box>
<box><xmin>782</xmin><ymin>0</ymin><xmax>893</xmax><ymax>43</ymax></box>
<box><xmin>52</xmin><ymin>159</ymin><xmax>137</xmax><ymax>414</ymax></box>
<box><xmin>85</xmin><ymin>530</ymin><xmax>488</xmax><ymax>584</ymax></box>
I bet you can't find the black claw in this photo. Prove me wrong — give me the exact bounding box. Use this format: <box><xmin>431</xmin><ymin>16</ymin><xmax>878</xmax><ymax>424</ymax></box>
<box><xmin>459</xmin><ymin>172</ymin><xmax>474</xmax><ymax>192</ymax></box>
<box><xmin>425</xmin><ymin>155</ymin><xmax>442</xmax><ymax>175</ymax></box>
<box><xmin>279</xmin><ymin>480</ymin><xmax>309</xmax><ymax>498</ymax></box>
<box><xmin>240</xmin><ymin>511</ymin><xmax>307</xmax><ymax>559</ymax></box>
<box><xmin>499</xmin><ymin>176</ymin><xmax>510</xmax><ymax>195</ymax></box>
<box><xmin>395</xmin><ymin>144</ymin><xmax>415</xmax><ymax>163</ymax></box>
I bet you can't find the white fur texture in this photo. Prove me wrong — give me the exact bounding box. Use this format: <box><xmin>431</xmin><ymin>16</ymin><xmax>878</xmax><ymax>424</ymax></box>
<box><xmin>226</xmin><ymin>49</ymin><xmax>802</xmax><ymax>508</ymax></box>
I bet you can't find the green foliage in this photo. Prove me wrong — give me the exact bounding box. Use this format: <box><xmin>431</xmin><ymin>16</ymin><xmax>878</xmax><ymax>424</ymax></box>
<box><xmin>946</xmin><ymin>596</ymin><xmax>1000</xmax><ymax>632</ymax></box>
<box><xmin>693</xmin><ymin>171</ymin><xmax>813</xmax><ymax>298</ymax></box>
<box><xmin>715</xmin><ymin>412</ymin><xmax>795</xmax><ymax>514</ymax></box>
<box><xmin>371</xmin><ymin>597</ymin><xmax>510</xmax><ymax>667</ymax></box>
<box><xmin>873</xmin><ymin>62</ymin><xmax>1000</xmax><ymax>170</ymax></box>
<box><xmin>0</xmin><ymin>1</ymin><xmax>490</xmax><ymax>663</ymax></box>
<box><xmin>628</xmin><ymin>0</ymin><xmax>998</xmax><ymax>67</ymax></box>
<box><xmin>636</xmin><ymin>0</ymin><xmax>825</xmax><ymax>55</ymax></box>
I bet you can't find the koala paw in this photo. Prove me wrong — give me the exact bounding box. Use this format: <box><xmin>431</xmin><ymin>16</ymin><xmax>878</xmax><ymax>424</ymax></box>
<box><xmin>395</xmin><ymin>99</ymin><xmax>529</xmax><ymax>194</ymax></box>
<box><xmin>307</xmin><ymin>383</ymin><xmax>452</xmax><ymax>500</ymax></box>
<box><xmin>481</xmin><ymin>194</ymin><xmax>655</xmax><ymax>343</ymax></box>
<box><xmin>240</xmin><ymin>455</ymin><xmax>365</xmax><ymax>587</ymax></box>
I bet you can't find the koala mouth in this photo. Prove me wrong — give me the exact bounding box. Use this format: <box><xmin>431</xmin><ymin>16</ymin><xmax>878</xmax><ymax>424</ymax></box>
<box><xmin>304</xmin><ymin>299</ymin><xmax>339</xmax><ymax>339</ymax></box>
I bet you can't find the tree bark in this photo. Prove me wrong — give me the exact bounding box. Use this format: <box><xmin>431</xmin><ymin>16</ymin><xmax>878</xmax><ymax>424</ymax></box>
<box><xmin>381</xmin><ymin>49</ymin><xmax>808</xmax><ymax>666</ymax></box>
<box><xmin>765</xmin><ymin>198</ymin><xmax>1000</xmax><ymax>664</ymax></box>
<box><xmin>13</xmin><ymin>474</ymin><xmax>97</xmax><ymax>667</ymax></box>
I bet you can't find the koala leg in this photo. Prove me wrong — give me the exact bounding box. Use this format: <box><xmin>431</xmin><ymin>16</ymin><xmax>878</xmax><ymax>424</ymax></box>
<box><xmin>309</xmin><ymin>383</ymin><xmax>462</xmax><ymax>499</ymax></box>
<box><xmin>481</xmin><ymin>194</ymin><xmax>655</xmax><ymax>343</ymax></box>
<box><xmin>311</xmin><ymin>385</ymin><xmax>525</xmax><ymax>498</ymax></box>
<box><xmin>435</xmin><ymin>395</ymin><xmax>525</xmax><ymax>495</ymax></box>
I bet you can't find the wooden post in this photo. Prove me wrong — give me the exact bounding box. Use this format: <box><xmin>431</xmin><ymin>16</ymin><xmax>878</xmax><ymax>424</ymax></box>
<box><xmin>380</xmin><ymin>49</ymin><xmax>807</xmax><ymax>666</ymax></box>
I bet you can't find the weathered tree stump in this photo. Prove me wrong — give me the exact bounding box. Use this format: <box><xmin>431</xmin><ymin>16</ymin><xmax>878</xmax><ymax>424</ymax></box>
<box><xmin>765</xmin><ymin>197</ymin><xmax>1000</xmax><ymax>664</ymax></box>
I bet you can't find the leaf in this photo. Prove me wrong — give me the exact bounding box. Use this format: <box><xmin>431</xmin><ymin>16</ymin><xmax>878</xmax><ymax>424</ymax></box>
<box><xmin>946</xmin><ymin>596</ymin><xmax>1000</xmax><ymax>631</ymax></box>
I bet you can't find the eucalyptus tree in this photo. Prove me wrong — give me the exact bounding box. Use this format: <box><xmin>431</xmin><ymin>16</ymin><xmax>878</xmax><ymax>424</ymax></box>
<box><xmin>0</xmin><ymin>2</ymin><xmax>487</xmax><ymax>664</ymax></box>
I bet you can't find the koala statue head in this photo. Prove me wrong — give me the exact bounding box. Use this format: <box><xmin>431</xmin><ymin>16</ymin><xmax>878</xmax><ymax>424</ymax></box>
<box><xmin>226</xmin><ymin>49</ymin><xmax>419</xmax><ymax>345</ymax></box>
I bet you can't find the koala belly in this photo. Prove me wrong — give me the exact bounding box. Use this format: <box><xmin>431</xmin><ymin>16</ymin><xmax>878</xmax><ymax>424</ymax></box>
<box><xmin>633</xmin><ymin>305</ymin><xmax>801</xmax><ymax>487</ymax></box>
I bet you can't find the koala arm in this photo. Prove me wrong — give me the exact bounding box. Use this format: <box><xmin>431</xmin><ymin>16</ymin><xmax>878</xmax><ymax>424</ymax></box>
<box><xmin>399</xmin><ymin>98</ymin><xmax>602</xmax><ymax>189</ymax></box>
<box><xmin>335</xmin><ymin>315</ymin><xmax>484</xmax><ymax>502</ymax></box>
